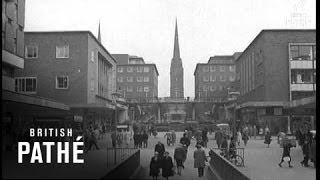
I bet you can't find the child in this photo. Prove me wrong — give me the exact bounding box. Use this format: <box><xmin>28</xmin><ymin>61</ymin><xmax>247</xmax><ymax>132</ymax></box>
<box><xmin>278</xmin><ymin>137</ymin><xmax>293</xmax><ymax>168</ymax></box>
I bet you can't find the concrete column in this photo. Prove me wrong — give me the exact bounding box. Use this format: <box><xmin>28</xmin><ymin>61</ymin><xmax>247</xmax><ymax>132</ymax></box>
<box><xmin>157</xmin><ymin>104</ymin><xmax>161</xmax><ymax>124</ymax></box>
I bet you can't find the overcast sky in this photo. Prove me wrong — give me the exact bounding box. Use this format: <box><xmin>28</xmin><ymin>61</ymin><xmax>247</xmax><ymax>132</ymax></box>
<box><xmin>25</xmin><ymin>0</ymin><xmax>316</xmax><ymax>97</ymax></box>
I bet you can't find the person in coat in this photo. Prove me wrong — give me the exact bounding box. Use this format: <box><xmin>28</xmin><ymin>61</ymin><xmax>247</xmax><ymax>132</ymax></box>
<box><xmin>194</xmin><ymin>144</ymin><xmax>207</xmax><ymax>177</ymax></box>
<box><xmin>236</xmin><ymin>131</ymin><xmax>242</xmax><ymax>146</ymax></box>
<box><xmin>221</xmin><ymin>135</ymin><xmax>228</xmax><ymax>157</ymax></box>
<box><xmin>180</xmin><ymin>133</ymin><xmax>191</xmax><ymax>148</ymax></box>
<box><xmin>215</xmin><ymin>129</ymin><xmax>223</xmax><ymax>148</ymax></box>
<box><xmin>309</xmin><ymin>136</ymin><xmax>316</xmax><ymax>167</ymax></box>
<box><xmin>202</xmin><ymin>128</ymin><xmax>208</xmax><ymax>148</ymax></box>
<box><xmin>150</xmin><ymin>151</ymin><xmax>161</xmax><ymax>180</ymax></box>
<box><xmin>161</xmin><ymin>151</ymin><xmax>174</xmax><ymax>180</ymax></box>
<box><xmin>278</xmin><ymin>136</ymin><xmax>293</xmax><ymax>168</ymax></box>
<box><xmin>264</xmin><ymin>131</ymin><xmax>272</xmax><ymax>148</ymax></box>
<box><xmin>174</xmin><ymin>143</ymin><xmax>187</xmax><ymax>175</ymax></box>
<box><xmin>155</xmin><ymin>141</ymin><xmax>165</xmax><ymax>160</ymax></box>
<box><xmin>242</xmin><ymin>131</ymin><xmax>249</xmax><ymax>146</ymax></box>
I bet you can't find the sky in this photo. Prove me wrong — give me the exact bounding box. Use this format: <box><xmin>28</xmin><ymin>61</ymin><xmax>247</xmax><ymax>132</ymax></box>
<box><xmin>25</xmin><ymin>0</ymin><xmax>316</xmax><ymax>97</ymax></box>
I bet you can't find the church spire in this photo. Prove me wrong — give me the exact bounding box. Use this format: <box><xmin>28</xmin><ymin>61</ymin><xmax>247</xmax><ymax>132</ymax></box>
<box><xmin>98</xmin><ymin>20</ymin><xmax>101</xmax><ymax>42</ymax></box>
<box><xmin>173</xmin><ymin>18</ymin><xmax>180</xmax><ymax>59</ymax></box>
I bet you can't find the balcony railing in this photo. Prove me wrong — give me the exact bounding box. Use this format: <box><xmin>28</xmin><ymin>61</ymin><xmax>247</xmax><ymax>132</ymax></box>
<box><xmin>125</xmin><ymin>97</ymin><xmax>227</xmax><ymax>103</ymax></box>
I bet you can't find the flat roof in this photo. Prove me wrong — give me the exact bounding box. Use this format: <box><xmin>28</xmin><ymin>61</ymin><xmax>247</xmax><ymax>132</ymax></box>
<box><xmin>235</xmin><ymin>29</ymin><xmax>316</xmax><ymax>62</ymax></box>
<box><xmin>25</xmin><ymin>31</ymin><xmax>117</xmax><ymax>64</ymax></box>
<box><xmin>117</xmin><ymin>63</ymin><xmax>159</xmax><ymax>76</ymax></box>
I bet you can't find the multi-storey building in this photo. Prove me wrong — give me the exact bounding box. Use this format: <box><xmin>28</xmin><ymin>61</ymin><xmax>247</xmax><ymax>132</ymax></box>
<box><xmin>194</xmin><ymin>53</ymin><xmax>240</xmax><ymax>101</ymax></box>
<box><xmin>235</xmin><ymin>29</ymin><xmax>316</xmax><ymax>134</ymax></box>
<box><xmin>14</xmin><ymin>31</ymin><xmax>128</xmax><ymax>127</ymax></box>
<box><xmin>2</xmin><ymin>0</ymin><xmax>71</xmax><ymax>161</ymax></box>
<box><xmin>113</xmin><ymin>54</ymin><xmax>159</xmax><ymax>102</ymax></box>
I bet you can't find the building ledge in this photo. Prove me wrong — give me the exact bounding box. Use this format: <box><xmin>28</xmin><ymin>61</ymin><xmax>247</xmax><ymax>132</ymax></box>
<box><xmin>2</xmin><ymin>90</ymin><xmax>69</xmax><ymax>110</ymax></box>
<box><xmin>236</xmin><ymin>101</ymin><xmax>289</xmax><ymax>109</ymax></box>
<box><xmin>2</xmin><ymin>50</ymin><xmax>24</xmax><ymax>69</ymax></box>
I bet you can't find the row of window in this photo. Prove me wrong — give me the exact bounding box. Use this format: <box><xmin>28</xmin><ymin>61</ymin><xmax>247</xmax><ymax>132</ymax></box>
<box><xmin>199</xmin><ymin>85</ymin><xmax>225</xmax><ymax>92</ymax></box>
<box><xmin>122</xmin><ymin>86</ymin><xmax>150</xmax><ymax>92</ymax></box>
<box><xmin>117</xmin><ymin>66</ymin><xmax>150</xmax><ymax>73</ymax></box>
<box><xmin>202</xmin><ymin>75</ymin><xmax>235</xmax><ymax>82</ymax></box>
<box><xmin>289</xmin><ymin>44</ymin><xmax>316</xmax><ymax>61</ymax></box>
<box><xmin>202</xmin><ymin>65</ymin><xmax>235</xmax><ymax>72</ymax></box>
<box><xmin>25</xmin><ymin>45</ymin><xmax>69</xmax><ymax>59</ymax></box>
<box><xmin>118</xmin><ymin>76</ymin><xmax>150</xmax><ymax>82</ymax></box>
<box><xmin>15</xmin><ymin>76</ymin><xmax>69</xmax><ymax>93</ymax></box>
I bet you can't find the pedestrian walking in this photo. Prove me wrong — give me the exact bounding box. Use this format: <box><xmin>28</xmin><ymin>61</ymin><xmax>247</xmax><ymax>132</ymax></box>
<box><xmin>264</xmin><ymin>131</ymin><xmax>272</xmax><ymax>148</ymax></box>
<box><xmin>202</xmin><ymin>128</ymin><xmax>208</xmax><ymax>148</ymax></box>
<box><xmin>171</xmin><ymin>130</ymin><xmax>176</xmax><ymax>146</ymax></box>
<box><xmin>301</xmin><ymin>127</ymin><xmax>312</xmax><ymax>167</ymax></box>
<box><xmin>253</xmin><ymin>125</ymin><xmax>257</xmax><ymax>139</ymax></box>
<box><xmin>86</xmin><ymin>128</ymin><xmax>100</xmax><ymax>152</ymax></box>
<box><xmin>309</xmin><ymin>135</ymin><xmax>316</xmax><ymax>167</ymax></box>
<box><xmin>111</xmin><ymin>130</ymin><xmax>117</xmax><ymax>148</ymax></box>
<box><xmin>138</xmin><ymin>132</ymin><xmax>143</xmax><ymax>148</ymax></box>
<box><xmin>236</xmin><ymin>131</ymin><xmax>242</xmax><ymax>146</ymax></box>
<box><xmin>155</xmin><ymin>141</ymin><xmax>165</xmax><ymax>160</ymax></box>
<box><xmin>215</xmin><ymin>129</ymin><xmax>223</xmax><ymax>148</ymax></box>
<box><xmin>174</xmin><ymin>143</ymin><xmax>187</xmax><ymax>176</ymax></box>
<box><xmin>143</xmin><ymin>130</ymin><xmax>149</xmax><ymax>148</ymax></box>
<box><xmin>150</xmin><ymin>152</ymin><xmax>161</xmax><ymax>180</ymax></box>
<box><xmin>193</xmin><ymin>144</ymin><xmax>207</xmax><ymax>177</ymax></box>
<box><xmin>180</xmin><ymin>133</ymin><xmax>191</xmax><ymax>148</ymax></box>
<box><xmin>164</xmin><ymin>132</ymin><xmax>172</xmax><ymax>146</ymax></box>
<box><xmin>242</xmin><ymin>131</ymin><xmax>249</xmax><ymax>146</ymax></box>
<box><xmin>278</xmin><ymin>136</ymin><xmax>293</xmax><ymax>168</ymax></box>
<box><xmin>161</xmin><ymin>151</ymin><xmax>174</xmax><ymax>180</ymax></box>
<box><xmin>221</xmin><ymin>135</ymin><xmax>228</xmax><ymax>157</ymax></box>
<box><xmin>133</xmin><ymin>133</ymin><xmax>138</xmax><ymax>148</ymax></box>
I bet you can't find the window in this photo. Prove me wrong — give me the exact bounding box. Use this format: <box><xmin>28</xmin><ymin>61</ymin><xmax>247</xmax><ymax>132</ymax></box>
<box><xmin>210</xmin><ymin>85</ymin><xmax>216</xmax><ymax>91</ymax></box>
<box><xmin>220</xmin><ymin>66</ymin><xmax>225</xmax><ymax>72</ymax></box>
<box><xmin>56</xmin><ymin>76</ymin><xmax>69</xmax><ymax>89</ymax></box>
<box><xmin>203</xmin><ymin>76</ymin><xmax>209</xmax><ymax>82</ymax></box>
<box><xmin>203</xmin><ymin>66</ymin><xmax>209</xmax><ymax>72</ymax></box>
<box><xmin>117</xmin><ymin>67</ymin><xmax>123</xmax><ymax>72</ymax></box>
<box><xmin>25</xmin><ymin>46</ymin><xmax>38</xmax><ymax>58</ymax></box>
<box><xmin>229</xmin><ymin>65</ymin><xmax>235</xmax><ymax>72</ymax></box>
<box><xmin>144</xmin><ymin>67</ymin><xmax>150</xmax><ymax>72</ymax></box>
<box><xmin>137</xmin><ymin>66</ymin><xmax>143</xmax><ymax>73</ymax></box>
<box><xmin>220</xmin><ymin>75</ymin><xmax>225</xmax><ymax>81</ymax></box>
<box><xmin>15</xmin><ymin>77</ymin><xmax>37</xmax><ymax>93</ymax></box>
<box><xmin>210</xmin><ymin>66</ymin><xmax>216</xmax><ymax>72</ymax></box>
<box><xmin>117</xmin><ymin>77</ymin><xmax>123</xmax><ymax>82</ymax></box>
<box><xmin>137</xmin><ymin>77</ymin><xmax>143</xmax><ymax>82</ymax></box>
<box><xmin>210</xmin><ymin>75</ymin><xmax>216</xmax><ymax>82</ymax></box>
<box><xmin>56</xmin><ymin>45</ymin><xmax>69</xmax><ymax>58</ymax></box>
<box><xmin>144</xmin><ymin>86</ymin><xmax>149</xmax><ymax>92</ymax></box>
<box><xmin>91</xmin><ymin>51</ymin><xmax>95</xmax><ymax>62</ymax></box>
<box><xmin>229</xmin><ymin>75</ymin><xmax>235</xmax><ymax>82</ymax></box>
<box><xmin>144</xmin><ymin>76</ymin><xmax>150</xmax><ymax>82</ymax></box>
<box><xmin>137</xmin><ymin>86</ymin><xmax>143</xmax><ymax>92</ymax></box>
<box><xmin>203</xmin><ymin>85</ymin><xmax>208</xmax><ymax>92</ymax></box>
<box><xmin>290</xmin><ymin>45</ymin><xmax>313</xmax><ymax>60</ymax></box>
<box><xmin>127</xmin><ymin>67</ymin><xmax>133</xmax><ymax>72</ymax></box>
<box><xmin>127</xmin><ymin>77</ymin><xmax>133</xmax><ymax>82</ymax></box>
<box><xmin>127</xmin><ymin>86</ymin><xmax>133</xmax><ymax>92</ymax></box>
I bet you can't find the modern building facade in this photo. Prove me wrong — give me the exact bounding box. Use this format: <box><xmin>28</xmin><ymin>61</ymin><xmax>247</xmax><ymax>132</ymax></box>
<box><xmin>113</xmin><ymin>54</ymin><xmax>159</xmax><ymax>102</ymax></box>
<box><xmin>194</xmin><ymin>54</ymin><xmax>239</xmax><ymax>101</ymax></box>
<box><xmin>235</xmin><ymin>29</ymin><xmax>316</xmax><ymax>134</ymax></box>
<box><xmin>170</xmin><ymin>19</ymin><xmax>184</xmax><ymax>98</ymax></box>
<box><xmin>15</xmin><ymin>31</ymin><xmax>128</xmax><ymax>127</ymax></box>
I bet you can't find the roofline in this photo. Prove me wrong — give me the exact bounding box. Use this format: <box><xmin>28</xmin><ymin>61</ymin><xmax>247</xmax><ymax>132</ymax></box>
<box><xmin>235</xmin><ymin>29</ymin><xmax>316</xmax><ymax>62</ymax></box>
<box><xmin>118</xmin><ymin>63</ymin><xmax>159</xmax><ymax>76</ymax></box>
<box><xmin>25</xmin><ymin>31</ymin><xmax>117</xmax><ymax>64</ymax></box>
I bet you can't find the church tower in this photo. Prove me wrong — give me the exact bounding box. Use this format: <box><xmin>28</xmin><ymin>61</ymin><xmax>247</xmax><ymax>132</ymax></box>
<box><xmin>170</xmin><ymin>19</ymin><xmax>184</xmax><ymax>98</ymax></box>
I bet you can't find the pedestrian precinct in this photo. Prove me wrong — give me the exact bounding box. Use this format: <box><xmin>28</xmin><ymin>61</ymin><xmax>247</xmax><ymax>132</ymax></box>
<box><xmin>264</xmin><ymin>131</ymin><xmax>272</xmax><ymax>148</ymax></box>
<box><xmin>278</xmin><ymin>136</ymin><xmax>293</xmax><ymax>168</ymax></box>
<box><xmin>155</xmin><ymin>141</ymin><xmax>165</xmax><ymax>160</ymax></box>
<box><xmin>193</xmin><ymin>144</ymin><xmax>207</xmax><ymax>177</ymax></box>
<box><xmin>161</xmin><ymin>151</ymin><xmax>174</xmax><ymax>180</ymax></box>
<box><xmin>174</xmin><ymin>143</ymin><xmax>187</xmax><ymax>176</ymax></box>
<box><xmin>150</xmin><ymin>151</ymin><xmax>161</xmax><ymax>180</ymax></box>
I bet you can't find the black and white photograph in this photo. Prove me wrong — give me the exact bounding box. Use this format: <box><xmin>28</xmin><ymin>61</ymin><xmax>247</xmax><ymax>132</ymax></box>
<box><xmin>1</xmin><ymin>0</ymin><xmax>316</xmax><ymax>179</ymax></box>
